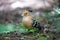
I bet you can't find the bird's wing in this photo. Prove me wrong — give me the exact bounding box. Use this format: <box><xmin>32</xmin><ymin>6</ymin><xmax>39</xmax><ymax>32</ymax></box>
<box><xmin>32</xmin><ymin>18</ymin><xmax>44</xmax><ymax>30</ymax></box>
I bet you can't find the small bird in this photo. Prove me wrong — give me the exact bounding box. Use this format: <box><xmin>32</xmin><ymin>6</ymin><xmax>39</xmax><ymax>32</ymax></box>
<box><xmin>22</xmin><ymin>10</ymin><xmax>45</xmax><ymax>31</ymax></box>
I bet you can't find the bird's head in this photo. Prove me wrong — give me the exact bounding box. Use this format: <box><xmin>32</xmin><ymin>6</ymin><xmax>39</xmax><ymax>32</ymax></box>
<box><xmin>22</xmin><ymin>10</ymin><xmax>32</xmax><ymax>16</ymax></box>
<box><xmin>22</xmin><ymin>10</ymin><xmax>30</xmax><ymax>16</ymax></box>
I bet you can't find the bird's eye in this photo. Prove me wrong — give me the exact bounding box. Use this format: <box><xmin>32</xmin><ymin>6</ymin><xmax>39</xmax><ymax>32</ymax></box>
<box><xmin>25</xmin><ymin>13</ymin><xmax>27</xmax><ymax>14</ymax></box>
<box><xmin>24</xmin><ymin>13</ymin><xmax>28</xmax><ymax>16</ymax></box>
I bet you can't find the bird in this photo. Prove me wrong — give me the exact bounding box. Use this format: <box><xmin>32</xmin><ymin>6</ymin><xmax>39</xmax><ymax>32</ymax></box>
<box><xmin>22</xmin><ymin>10</ymin><xmax>45</xmax><ymax>31</ymax></box>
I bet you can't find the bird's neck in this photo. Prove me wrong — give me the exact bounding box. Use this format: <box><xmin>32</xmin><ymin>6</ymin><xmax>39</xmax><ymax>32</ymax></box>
<box><xmin>23</xmin><ymin>14</ymin><xmax>31</xmax><ymax>17</ymax></box>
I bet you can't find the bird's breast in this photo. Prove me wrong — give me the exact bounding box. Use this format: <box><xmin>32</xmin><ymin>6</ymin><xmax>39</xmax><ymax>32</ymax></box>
<box><xmin>22</xmin><ymin>16</ymin><xmax>33</xmax><ymax>29</ymax></box>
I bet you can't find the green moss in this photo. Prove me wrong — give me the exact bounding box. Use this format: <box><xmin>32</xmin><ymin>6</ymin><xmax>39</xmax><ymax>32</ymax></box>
<box><xmin>0</xmin><ymin>23</ymin><xmax>16</xmax><ymax>33</ymax></box>
<box><xmin>38</xmin><ymin>36</ymin><xmax>47</xmax><ymax>40</ymax></box>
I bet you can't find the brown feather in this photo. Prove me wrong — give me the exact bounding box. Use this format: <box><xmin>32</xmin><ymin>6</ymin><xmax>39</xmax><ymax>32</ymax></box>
<box><xmin>22</xmin><ymin>16</ymin><xmax>33</xmax><ymax>29</ymax></box>
<box><xmin>22</xmin><ymin>10</ymin><xmax>33</xmax><ymax>29</ymax></box>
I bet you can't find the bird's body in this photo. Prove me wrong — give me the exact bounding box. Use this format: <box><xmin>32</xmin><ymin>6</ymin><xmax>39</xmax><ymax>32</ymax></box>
<box><xmin>22</xmin><ymin>10</ymin><xmax>44</xmax><ymax>30</ymax></box>
<box><xmin>22</xmin><ymin>16</ymin><xmax>33</xmax><ymax>29</ymax></box>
